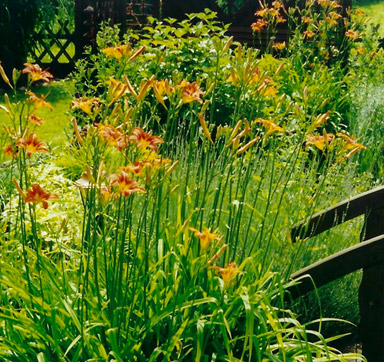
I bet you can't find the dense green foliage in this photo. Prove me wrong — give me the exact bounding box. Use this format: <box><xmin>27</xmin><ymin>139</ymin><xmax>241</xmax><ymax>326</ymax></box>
<box><xmin>0</xmin><ymin>0</ymin><xmax>383</xmax><ymax>360</ymax></box>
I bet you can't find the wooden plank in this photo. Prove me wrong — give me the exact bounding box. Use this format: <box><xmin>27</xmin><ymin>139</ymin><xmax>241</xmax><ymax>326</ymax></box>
<box><xmin>161</xmin><ymin>0</ymin><xmax>224</xmax><ymax>20</ymax></box>
<box><xmin>74</xmin><ymin>0</ymin><xmax>87</xmax><ymax>57</ymax></box>
<box><xmin>117</xmin><ymin>0</ymin><xmax>128</xmax><ymax>35</ymax></box>
<box><xmin>288</xmin><ymin>234</ymin><xmax>384</xmax><ymax>298</ymax></box>
<box><xmin>290</xmin><ymin>186</ymin><xmax>384</xmax><ymax>241</ymax></box>
<box><xmin>358</xmin><ymin>206</ymin><xmax>384</xmax><ymax>361</ymax></box>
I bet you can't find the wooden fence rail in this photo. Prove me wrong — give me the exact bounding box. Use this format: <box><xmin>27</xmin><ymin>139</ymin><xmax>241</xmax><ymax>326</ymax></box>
<box><xmin>289</xmin><ymin>186</ymin><xmax>384</xmax><ymax>361</ymax></box>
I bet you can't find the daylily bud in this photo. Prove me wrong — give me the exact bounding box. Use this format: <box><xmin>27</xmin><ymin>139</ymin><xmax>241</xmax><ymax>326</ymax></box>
<box><xmin>0</xmin><ymin>62</ymin><xmax>13</xmax><ymax>89</ymax></box>
<box><xmin>72</xmin><ymin>118</ymin><xmax>84</xmax><ymax>145</ymax></box>
<box><xmin>199</xmin><ymin>113</ymin><xmax>214</xmax><ymax>144</ymax></box>
<box><xmin>223</xmin><ymin>36</ymin><xmax>234</xmax><ymax>53</ymax></box>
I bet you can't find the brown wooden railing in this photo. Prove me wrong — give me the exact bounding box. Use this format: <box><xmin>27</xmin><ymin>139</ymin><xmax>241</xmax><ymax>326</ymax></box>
<box><xmin>289</xmin><ymin>186</ymin><xmax>384</xmax><ymax>361</ymax></box>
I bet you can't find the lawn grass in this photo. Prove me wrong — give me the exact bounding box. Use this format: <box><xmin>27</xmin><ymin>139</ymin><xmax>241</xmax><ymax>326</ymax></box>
<box><xmin>355</xmin><ymin>0</ymin><xmax>384</xmax><ymax>36</ymax></box>
<box><xmin>0</xmin><ymin>80</ymin><xmax>74</xmax><ymax>149</ymax></box>
<box><xmin>30</xmin><ymin>43</ymin><xmax>76</xmax><ymax>64</ymax></box>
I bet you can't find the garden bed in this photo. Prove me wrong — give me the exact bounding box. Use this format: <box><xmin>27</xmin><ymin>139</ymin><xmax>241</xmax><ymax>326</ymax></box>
<box><xmin>0</xmin><ymin>0</ymin><xmax>383</xmax><ymax>360</ymax></box>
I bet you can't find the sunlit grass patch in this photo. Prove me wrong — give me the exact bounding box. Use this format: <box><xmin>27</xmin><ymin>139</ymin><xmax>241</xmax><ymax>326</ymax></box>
<box><xmin>355</xmin><ymin>0</ymin><xmax>384</xmax><ymax>36</ymax></box>
<box><xmin>0</xmin><ymin>80</ymin><xmax>73</xmax><ymax>148</ymax></box>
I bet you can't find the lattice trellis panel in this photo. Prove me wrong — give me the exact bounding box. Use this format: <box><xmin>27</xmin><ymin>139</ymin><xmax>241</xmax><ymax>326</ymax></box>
<box><xmin>126</xmin><ymin>0</ymin><xmax>156</xmax><ymax>26</ymax></box>
<box><xmin>31</xmin><ymin>17</ymin><xmax>76</xmax><ymax>77</ymax></box>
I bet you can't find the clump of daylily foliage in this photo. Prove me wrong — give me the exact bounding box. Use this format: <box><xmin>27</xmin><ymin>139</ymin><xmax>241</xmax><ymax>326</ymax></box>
<box><xmin>0</xmin><ymin>0</ymin><xmax>381</xmax><ymax>360</ymax></box>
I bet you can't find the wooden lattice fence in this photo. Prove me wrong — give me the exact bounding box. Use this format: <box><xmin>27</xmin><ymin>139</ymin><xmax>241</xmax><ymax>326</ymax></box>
<box><xmin>32</xmin><ymin>16</ymin><xmax>76</xmax><ymax>78</ymax></box>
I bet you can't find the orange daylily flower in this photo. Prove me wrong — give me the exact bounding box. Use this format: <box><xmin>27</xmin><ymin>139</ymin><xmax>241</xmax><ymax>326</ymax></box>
<box><xmin>27</xmin><ymin>91</ymin><xmax>53</xmax><ymax>111</ymax></box>
<box><xmin>272</xmin><ymin>1</ymin><xmax>283</xmax><ymax>9</ymax></box>
<box><xmin>345</xmin><ymin>30</ymin><xmax>361</xmax><ymax>41</ymax></box>
<box><xmin>303</xmin><ymin>30</ymin><xmax>316</xmax><ymax>39</ymax></box>
<box><xmin>306</xmin><ymin>133</ymin><xmax>335</xmax><ymax>151</ymax></box>
<box><xmin>102</xmin><ymin>44</ymin><xmax>131</xmax><ymax>60</ymax></box>
<box><xmin>189</xmin><ymin>227</ymin><xmax>221</xmax><ymax>249</ymax></box>
<box><xmin>71</xmin><ymin>97</ymin><xmax>100</xmax><ymax>115</ymax></box>
<box><xmin>118</xmin><ymin>156</ymin><xmax>172</xmax><ymax>185</ymax></box>
<box><xmin>354</xmin><ymin>9</ymin><xmax>365</xmax><ymax>17</ymax></box>
<box><xmin>129</xmin><ymin>127</ymin><xmax>164</xmax><ymax>153</ymax></box>
<box><xmin>177</xmin><ymin>81</ymin><xmax>204</xmax><ymax>104</ymax></box>
<box><xmin>25</xmin><ymin>184</ymin><xmax>59</xmax><ymax>209</ymax></box>
<box><xmin>119</xmin><ymin>161</ymin><xmax>150</xmax><ymax>177</ymax></box>
<box><xmin>152</xmin><ymin>80</ymin><xmax>174</xmax><ymax>108</ymax></box>
<box><xmin>212</xmin><ymin>262</ymin><xmax>239</xmax><ymax>287</ymax></box>
<box><xmin>257</xmin><ymin>77</ymin><xmax>278</xmax><ymax>96</ymax></box>
<box><xmin>254</xmin><ymin>118</ymin><xmax>284</xmax><ymax>137</ymax></box>
<box><xmin>251</xmin><ymin>19</ymin><xmax>268</xmax><ymax>32</ymax></box>
<box><xmin>330</xmin><ymin>0</ymin><xmax>342</xmax><ymax>9</ymax></box>
<box><xmin>13</xmin><ymin>179</ymin><xmax>58</xmax><ymax>209</ymax></box>
<box><xmin>100</xmin><ymin>184</ymin><xmax>113</xmax><ymax>205</ymax></box>
<box><xmin>255</xmin><ymin>8</ymin><xmax>269</xmax><ymax>17</ymax></box>
<box><xmin>97</xmin><ymin>124</ymin><xmax>126</xmax><ymax>150</ymax></box>
<box><xmin>102</xmin><ymin>44</ymin><xmax>145</xmax><ymax>61</ymax></box>
<box><xmin>110</xmin><ymin>171</ymin><xmax>146</xmax><ymax>197</ymax></box>
<box><xmin>317</xmin><ymin>0</ymin><xmax>329</xmax><ymax>7</ymax></box>
<box><xmin>3</xmin><ymin>144</ymin><xmax>17</xmax><ymax>158</ymax></box>
<box><xmin>272</xmin><ymin>42</ymin><xmax>286</xmax><ymax>51</ymax></box>
<box><xmin>264</xmin><ymin>86</ymin><xmax>278</xmax><ymax>96</ymax></box>
<box><xmin>29</xmin><ymin>114</ymin><xmax>45</xmax><ymax>126</ymax></box>
<box><xmin>336</xmin><ymin>132</ymin><xmax>366</xmax><ymax>159</ymax></box>
<box><xmin>16</xmin><ymin>133</ymin><xmax>49</xmax><ymax>157</ymax></box>
<box><xmin>268</xmin><ymin>8</ymin><xmax>279</xmax><ymax>17</ymax></box>
<box><xmin>22</xmin><ymin>63</ymin><xmax>53</xmax><ymax>83</ymax></box>
<box><xmin>329</xmin><ymin>11</ymin><xmax>342</xmax><ymax>20</ymax></box>
<box><xmin>145</xmin><ymin>153</ymin><xmax>172</xmax><ymax>170</ymax></box>
<box><xmin>302</xmin><ymin>16</ymin><xmax>312</xmax><ymax>23</ymax></box>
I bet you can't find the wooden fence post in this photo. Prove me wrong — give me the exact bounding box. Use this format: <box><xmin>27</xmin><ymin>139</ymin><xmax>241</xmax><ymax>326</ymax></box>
<box><xmin>152</xmin><ymin>0</ymin><xmax>160</xmax><ymax>18</ymax></box>
<box><xmin>116</xmin><ymin>0</ymin><xmax>127</xmax><ymax>35</ymax></box>
<box><xmin>74</xmin><ymin>0</ymin><xmax>85</xmax><ymax>58</ymax></box>
<box><xmin>359</xmin><ymin>206</ymin><xmax>384</xmax><ymax>361</ymax></box>
<box><xmin>75</xmin><ymin>0</ymin><xmax>95</xmax><ymax>58</ymax></box>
